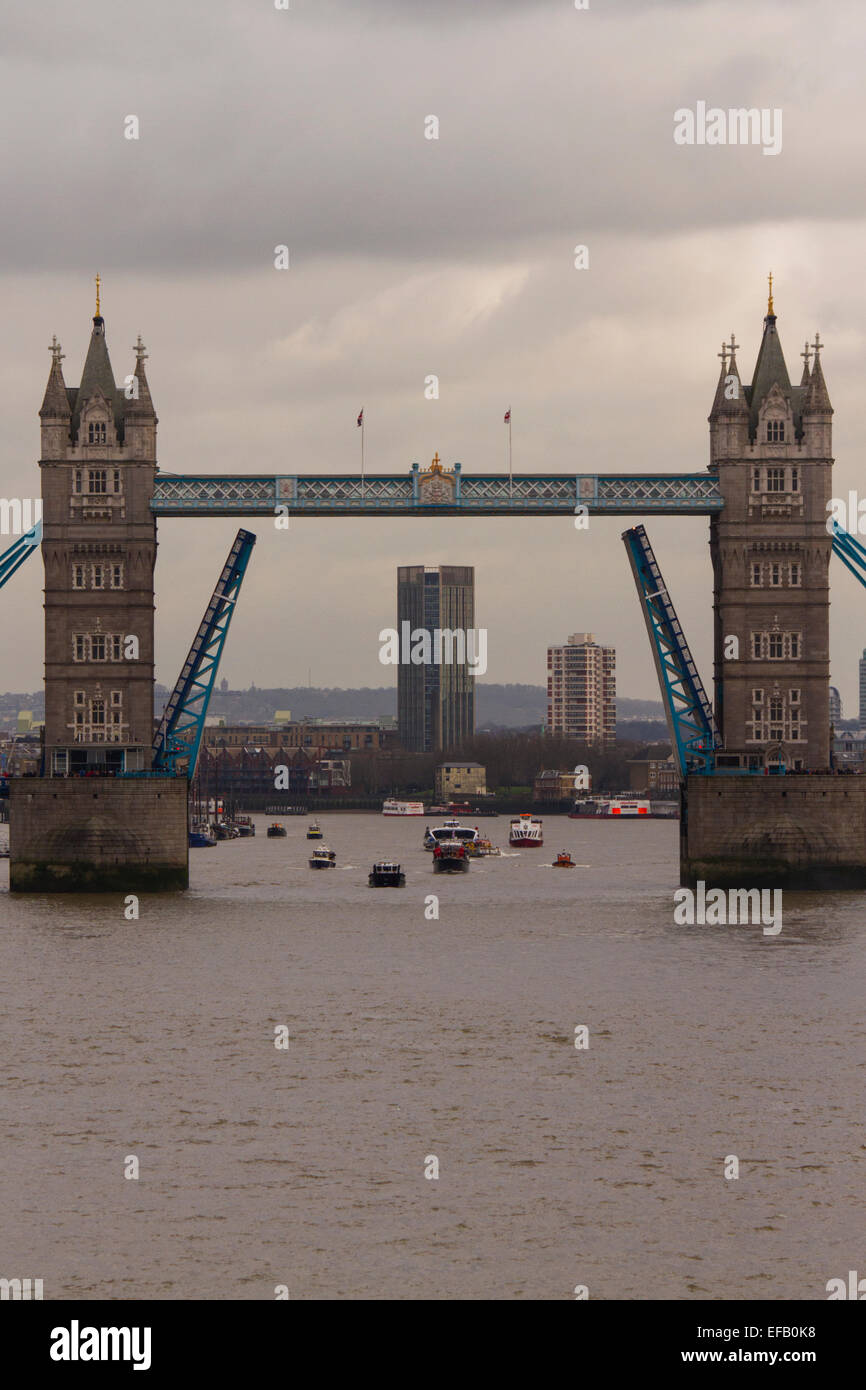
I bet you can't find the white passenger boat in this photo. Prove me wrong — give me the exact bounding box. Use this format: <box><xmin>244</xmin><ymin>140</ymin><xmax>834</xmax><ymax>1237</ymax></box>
<box><xmin>383</xmin><ymin>799</ymin><xmax>425</xmax><ymax>816</ymax></box>
<box><xmin>601</xmin><ymin>799</ymin><xmax>651</xmax><ymax>818</ymax></box>
<box><xmin>423</xmin><ymin>819</ymin><xmax>480</xmax><ymax>851</ymax></box>
<box><xmin>508</xmin><ymin>813</ymin><xmax>543</xmax><ymax>846</ymax></box>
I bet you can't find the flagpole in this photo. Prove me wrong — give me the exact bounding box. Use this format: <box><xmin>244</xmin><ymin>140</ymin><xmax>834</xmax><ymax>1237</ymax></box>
<box><xmin>508</xmin><ymin>409</ymin><xmax>512</xmax><ymax>500</ymax></box>
<box><xmin>361</xmin><ymin>416</ymin><xmax>365</xmax><ymax>500</ymax></box>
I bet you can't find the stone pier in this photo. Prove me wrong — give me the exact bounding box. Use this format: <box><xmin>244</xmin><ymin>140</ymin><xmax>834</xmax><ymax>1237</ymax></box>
<box><xmin>9</xmin><ymin>779</ymin><xmax>188</xmax><ymax>892</ymax></box>
<box><xmin>681</xmin><ymin>774</ymin><xmax>866</xmax><ymax>889</ymax></box>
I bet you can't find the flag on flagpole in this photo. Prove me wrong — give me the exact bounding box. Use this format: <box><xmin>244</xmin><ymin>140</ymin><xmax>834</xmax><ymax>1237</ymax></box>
<box><xmin>357</xmin><ymin>408</ymin><xmax>364</xmax><ymax>427</ymax></box>
<box><xmin>504</xmin><ymin>408</ymin><xmax>511</xmax><ymax>423</ymax></box>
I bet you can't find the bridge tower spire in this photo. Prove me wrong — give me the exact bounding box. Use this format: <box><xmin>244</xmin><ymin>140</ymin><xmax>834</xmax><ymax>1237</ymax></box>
<box><xmin>39</xmin><ymin>288</ymin><xmax>158</xmax><ymax>776</ymax></box>
<box><xmin>709</xmin><ymin>281</ymin><xmax>833</xmax><ymax>770</ymax></box>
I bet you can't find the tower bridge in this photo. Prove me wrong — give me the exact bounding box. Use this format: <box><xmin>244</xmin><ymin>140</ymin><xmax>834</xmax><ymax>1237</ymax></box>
<box><xmin>150</xmin><ymin>469</ymin><xmax>724</xmax><ymax>517</ymax></box>
<box><xmin>9</xmin><ymin>281</ymin><xmax>866</xmax><ymax>891</ymax></box>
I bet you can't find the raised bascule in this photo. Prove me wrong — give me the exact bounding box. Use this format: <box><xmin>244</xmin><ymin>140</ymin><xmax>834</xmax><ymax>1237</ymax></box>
<box><xmin>6</xmin><ymin>277</ymin><xmax>866</xmax><ymax>889</ymax></box>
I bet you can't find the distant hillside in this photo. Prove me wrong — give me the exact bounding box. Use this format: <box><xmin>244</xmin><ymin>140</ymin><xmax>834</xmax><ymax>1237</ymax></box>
<box><xmin>0</xmin><ymin>684</ymin><xmax>666</xmax><ymax>732</ymax></box>
<box><xmin>192</xmin><ymin>683</ymin><xmax>665</xmax><ymax>729</ymax></box>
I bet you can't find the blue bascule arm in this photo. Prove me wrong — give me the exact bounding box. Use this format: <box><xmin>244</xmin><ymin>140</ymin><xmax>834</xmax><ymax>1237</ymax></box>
<box><xmin>152</xmin><ymin>529</ymin><xmax>256</xmax><ymax>778</ymax></box>
<box><xmin>830</xmin><ymin>520</ymin><xmax>866</xmax><ymax>589</ymax></box>
<box><xmin>0</xmin><ymin>522</ymin><xmax>41</xmax><ymax>591</ymax></box>
<box><xmin>622</xmin><ymin>525</ymin><xmax>720</xmax><ymax>777</ymax></box>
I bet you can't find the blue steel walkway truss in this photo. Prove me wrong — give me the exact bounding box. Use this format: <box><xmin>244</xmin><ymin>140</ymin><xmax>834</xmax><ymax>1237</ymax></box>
<box><xmin>622</xmin><ymin>525</ymin><xmax>720</xmax><ymax>777</ymax></box>
<box><xmin>152</xmin><ymin>529</ymin><xmax>256</xmax><ymax>779</ymax></box>
<box><xmin>152</xmin><ymin>471</ymin><xmax>724</xmax><ymax>517</ymax></box>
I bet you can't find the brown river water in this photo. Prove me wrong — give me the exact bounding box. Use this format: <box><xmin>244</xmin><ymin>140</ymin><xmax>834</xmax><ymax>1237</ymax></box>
<box><xmin>0</xmin><ymin>814</ymin><xmax>863</xmax><ymax>1300</ymax></box>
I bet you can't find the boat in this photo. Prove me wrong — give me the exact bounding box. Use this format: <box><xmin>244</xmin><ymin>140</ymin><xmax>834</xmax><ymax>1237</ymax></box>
<box><xmin>189</xmin><ymin>824</ymin><xmax>217</xmax><ymax>848</ymax></box>
<box><xmin>432</xmin><ymin>839</ymin><xmax>469</xmax><ymax>873</ymax></box>
<box><xmin>369</xmin><ymin>861</ymin><xmax>406</xmax><ymax>886</ymax></box>
<box><xmin>601</xmin><ymin>799</ymin><xmax>650</xmax><ymax>818</ymax></box>
<box><xmin>310</xmin><ymin>846</ymin><xmax>337</xmax><ymax>868</ymax></box>
<box><xmin>307</xmin><ymin>822</ymin><xmax>323</xmax><ymax>839</ymax></box>
<box><xmin>465</xmin><ymin>835</ymin><xmax>501</xmax><ymax>858</ymax></box>
<box><xmin>265</xmin><ymin>805</ymin><xmax>307</xmax><ymax>815</ymax></box>
<box><xmin>382</xmin><ymin>799</ymin><xmax>425</xmax><ymax>816</ymax></box>
<box><xmin>212</xmin><ymin>821</ymin><xmax>232</xmax><ymax>840</ymax></box>
<box><xmin>509</xmin><ymin>813</ymin><xmax>543</xmax><ymax>846</ymax></box>
<box><xmin>267</xmin><ymin>822</ymin><xmax>287</xmax><ymax>838</ymax></box>
<box><xmin>423</xmin><ymin>819</ymin><xmax>480</xmax><ymax>851</ymax></box>
<box><xmin>553</xmin><ymin>851</ymin><xmax>576</xmax><ymax>868</ymax></box>
<box><xmin>233</xmin><ymin>815</ymin><xmax>256</xmax><ymax>837</ymax></box>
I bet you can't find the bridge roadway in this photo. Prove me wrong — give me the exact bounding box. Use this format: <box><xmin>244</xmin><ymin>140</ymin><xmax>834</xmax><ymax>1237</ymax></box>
<box><xmin>151</xmin><ymin>470</ymin><xmax>723</xmax><ymax>517</ymax></box>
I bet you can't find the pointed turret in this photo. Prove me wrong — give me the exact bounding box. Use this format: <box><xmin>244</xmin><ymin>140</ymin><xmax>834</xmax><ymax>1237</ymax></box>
<box><xmin>74</xmin><ymin>314</ymin><xmax>117</xmax><ymax>417</ymax></box>
<box><xmin>803</xmin><ymin>338</ymin><xmax>832</xmax><ymax>415</ymax></box>
<box><xmin>709</xmin><ymin>337</ymin><xmax>748</xmax><ymax>459</ymax></box>
<box><xmin>747</xmin><ymin>285</ymin><xmax>792</xmax><ymax>435</ymax></box>
<box><xmin>39</xmin><ymin>337</ymin><xmax>71</xmax><ymax>420</ymax></box>
<box><xmin>71</xmin><ymin>277</ymin><xmax>125</xmax><ymax>441</ymax></box>
<box><xmin>122</xmin><ymin>335</ymin><xmax>158</xmax><ymax>460</ymax></box>
<box><xmin>724</xmin><ymin>348</ymin><xmax>748</xmax><ymax>413</ymax></box>
<box><xmin>125</xmin><ymin>336</ymin><xmax>156</xmax><ymax>418</ymax></box>
<box><xmin>39</xmin><ymin>335</ymin><xmax>73</xmax><ymax>458</ymax></box>
<box><xmin>709</xmin><ymin>350</ymin><xmax>729</xmax><ymax>420</ymax></box>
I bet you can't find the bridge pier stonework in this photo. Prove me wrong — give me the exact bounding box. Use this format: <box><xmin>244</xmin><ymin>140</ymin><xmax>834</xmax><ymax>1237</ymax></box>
<box><xmin>681</xmin><ymin>775</ymin><xmax>866</xmax><ymax>889</ymax></box>
<box><xmin>680</xmin><ymin>292</ymin><xmax>866</xmax><ymax>888</ymax></box>
<box><xmin>9</xmin><ymin>778</ymin><xmax>188</xmax><ymax>892</ymax></box>
<box><xmin>10</xmin><ymin>299</ymin><xmax>189</xmax><ymax>892</ymax></box>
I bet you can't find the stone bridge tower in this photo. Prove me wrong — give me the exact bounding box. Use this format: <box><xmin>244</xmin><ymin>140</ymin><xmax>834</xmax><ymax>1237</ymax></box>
<box><xmin>38</xmin><ymin>282</ymin><xmax>158</xmax><ymax>775</ymax></box>
<box><xmin>708</xmin><ymin>280</ymin><xmax>833</xmax><ymax>771</ymax></box>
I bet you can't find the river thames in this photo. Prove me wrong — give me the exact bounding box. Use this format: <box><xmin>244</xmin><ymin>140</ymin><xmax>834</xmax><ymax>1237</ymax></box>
<box><xmin>0</xmin><ymin>815</ymin><xmax>862</xmax><ymax>1300</ymax></box>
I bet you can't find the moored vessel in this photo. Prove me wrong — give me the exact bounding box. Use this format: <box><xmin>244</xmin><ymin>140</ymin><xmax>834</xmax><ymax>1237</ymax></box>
<box><xmin>382</xmin><ymin>799</ymin><xmax>425</xmax><ymax>816</ymax></box>
<box><xmin>509</xmin><ymin>813</ymin><xmax>543</xmax><ymax>846</ymax></box>
<box><xmin>601</xmin><ymin>799</ymin><xmax>650</xmax><ymax>818</ymax></box>
<box><xmin>190</xmin><ymin>823</ymin><xmax>217</xmax><ymax>847</ymax></box>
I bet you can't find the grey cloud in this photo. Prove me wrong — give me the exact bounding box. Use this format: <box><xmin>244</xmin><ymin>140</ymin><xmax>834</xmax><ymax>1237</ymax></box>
<box><xmin>0</xmin><ymin>0</ymin><xmax>861</xmax><ymax>273</ymax></box>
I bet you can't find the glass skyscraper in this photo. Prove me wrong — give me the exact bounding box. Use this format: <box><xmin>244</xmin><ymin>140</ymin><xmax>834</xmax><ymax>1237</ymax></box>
<box><xmin>396</xmin><ymin>565</ymin><xmax>476</xmax><ymax>752</ymax></box>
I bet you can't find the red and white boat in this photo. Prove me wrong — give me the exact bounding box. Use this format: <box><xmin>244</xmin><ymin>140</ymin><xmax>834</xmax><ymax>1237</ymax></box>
<box><xmin>603</xmin><ymin>799</ymin><xmax>650</xmax><ymax>818</ymax></box>
<box><xmin>382</xmin><ymin>799</ymin><xmax>425</xmax><ymax>816</ymax></box>
<box><xmin>509</xmin><ymin>813</ymin><xmax>543</xmax><ymax>846</ymax></box>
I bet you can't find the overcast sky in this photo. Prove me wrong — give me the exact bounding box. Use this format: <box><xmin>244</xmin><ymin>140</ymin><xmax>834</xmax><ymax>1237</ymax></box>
<box><xmin>3</xmin><ymin>0</ymin><xmax>866</xmax><ymax>713</ymax></box>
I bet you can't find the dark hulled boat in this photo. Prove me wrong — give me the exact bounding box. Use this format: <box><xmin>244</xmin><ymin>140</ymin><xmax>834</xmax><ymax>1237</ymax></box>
<box><xmin>369</xmin><ymin>861</ymin><xmax>406</xmax><ymax>887</ymax></box>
